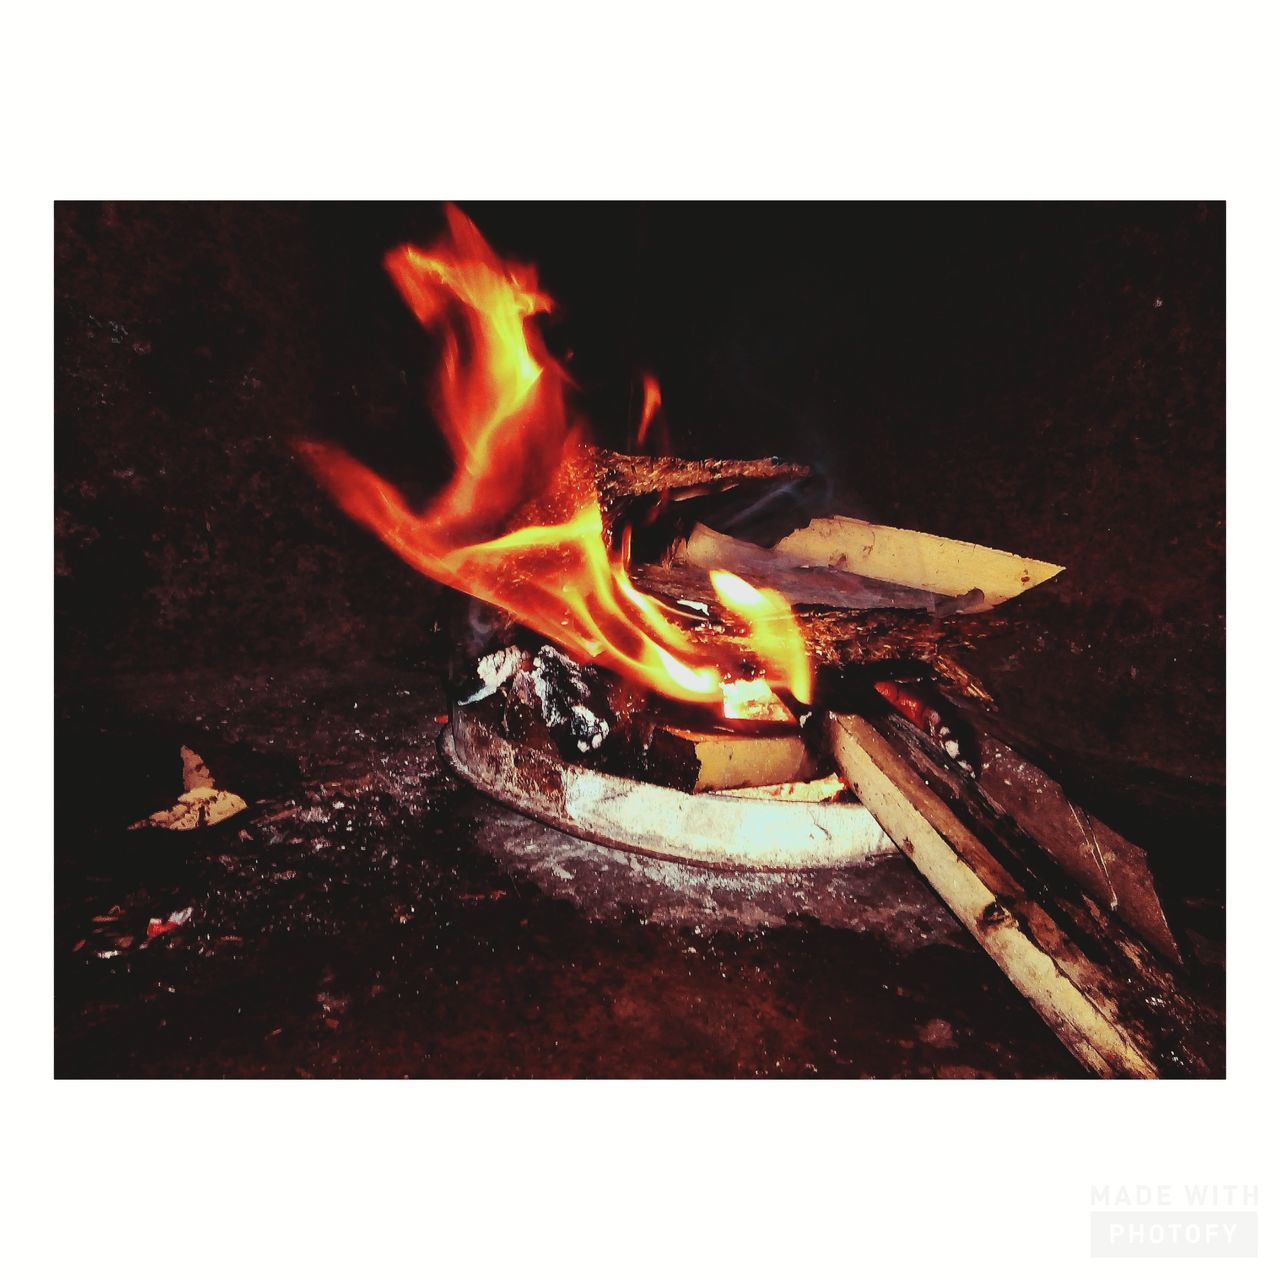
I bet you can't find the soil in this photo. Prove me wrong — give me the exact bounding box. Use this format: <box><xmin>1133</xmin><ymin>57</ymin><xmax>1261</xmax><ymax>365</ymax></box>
<box><xmin>56</xmin><ymin>664</ymin><xmax>1083</xmax><ymax>1078</ymax></box>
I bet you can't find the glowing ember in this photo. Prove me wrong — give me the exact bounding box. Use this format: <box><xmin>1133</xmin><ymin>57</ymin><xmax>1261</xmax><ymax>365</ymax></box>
<box><xmin>297</xmin><ymin>205</ymin><xmax>810</xmax><ymax>710</ymax></box>
<box><xmin>721</xmin><ymin>677</ymin><xmax>795</xmax><ymax>723</ymax></box>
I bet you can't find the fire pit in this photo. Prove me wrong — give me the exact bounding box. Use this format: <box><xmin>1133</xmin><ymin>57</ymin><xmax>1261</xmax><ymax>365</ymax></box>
<box><xmin>443</xmin><ymin>700</ymin><xmax>895</xmax><ymax>870</ymax></box>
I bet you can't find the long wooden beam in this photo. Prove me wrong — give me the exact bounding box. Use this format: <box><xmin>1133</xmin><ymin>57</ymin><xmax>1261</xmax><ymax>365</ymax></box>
<box><xmin>825</xmin><ymin>712</ymin><xmax>1218</xmax><ymax>1078</ymax></box>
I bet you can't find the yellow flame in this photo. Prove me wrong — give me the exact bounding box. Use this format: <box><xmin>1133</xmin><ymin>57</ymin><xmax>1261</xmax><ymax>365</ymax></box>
<box><xmin>710</xmin><ymin>571</ymin><xmax>812</xmax><ymax>704</ymax></box>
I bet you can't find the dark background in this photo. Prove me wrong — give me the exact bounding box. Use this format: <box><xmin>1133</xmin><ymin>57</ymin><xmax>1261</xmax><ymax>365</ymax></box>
<box><xmin>54</xmin><ymin>202</ymin><xmax>1225</xmax><ymax>1077</ymax></box>
<box><xmin>55</xmin><ymin>200</ymin><xmax>1224</xmax><ymax>780</ymax></box>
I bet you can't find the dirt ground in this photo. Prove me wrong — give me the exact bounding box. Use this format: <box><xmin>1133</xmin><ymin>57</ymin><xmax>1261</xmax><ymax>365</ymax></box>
<box><xmin>56</xmin><ymin>663</ymin><xmax>1088</xmax><ymax>1078</ymax></box>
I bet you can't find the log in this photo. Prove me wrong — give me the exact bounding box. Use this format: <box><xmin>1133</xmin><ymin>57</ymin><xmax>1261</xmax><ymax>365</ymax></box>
<box><xmin>775</xmin><ymin>517</ymin><xmax>1064</xmax><ymax>610</ymax></box>
<box><xmin>824</xmin><ymin>711</ymin><xmax>1221</xmax><ymax>1077</ymax></box>
<box><xmin>869</xmin><ymin>684</ymin><xmax>1180</xmax><ymax>960</ymax></box>
<box><xmin>630</xmin><ymin>561</ymin><xmax>1003</xmax><ymax>703</ymax></box>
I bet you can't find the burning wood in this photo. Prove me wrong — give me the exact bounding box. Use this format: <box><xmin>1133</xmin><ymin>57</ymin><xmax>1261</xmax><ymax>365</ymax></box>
<box><xmin>588</xmin><ymin>451</ymin><xmax>809</xmax><ymax>543</ymax></box>
<box><xmin>454</xmin><ymin>637</ymin><xmax>823</xmax><ymax>794</ymax></box>
<box><xmin>872</xmin><ymin>678</ymin><xmax>979</xmax><ymax>774</ymax></box>
<box><xmin>640</xmin><ymin>724</ymin><xmax>822</xmax><ymax>794</ymax></box>
<box><xmin>295</xmin><ymin>204</ymin><xmax>813</xmax><ymax>710</ymax></box>
<box><xmin>631</xmin><ymin>560</ymin><xmax>1002</xmax><ymax>704</ymax></box>
<box><xmin>823</xmin><ymin>713</ymin><xmax>1218</xmax><ymax>1076</ymax></box>
<box><xmin>294</xmin><ymin>202</ymin><xmax>1213</xmax><ymax>1077</ymax></box>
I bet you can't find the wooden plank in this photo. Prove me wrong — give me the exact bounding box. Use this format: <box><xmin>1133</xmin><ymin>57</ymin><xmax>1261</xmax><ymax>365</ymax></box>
<box><xmin>648</xmin><ymin>725</ymin><xmax>823</xmax><ymax>793</ymax></box>
<box><xmin>975</xmin><ymin>730</ymin><xmax>1181</xmax><ymax>962</ymax></box>
<box><xmin>776</xmin><ymin>517</ymin><xmax>1064</xmax><ymax>610</ymax></box>
<box><xmin>825</xmin><ymin>712</ymin><xmax>1219</xmax><ymax>1077</ymax></box>
<box><xmin>678</xmin><ymin>523</ymin><xmax>942</xmax><ymax>610</ymax></box>
<box><xmin>718</xmin><ymin>774</ymin><xmax>848</xmax><ymax>803</ymax></box>
<box><xmin>866</xmin><ymin>683</ymin><xmax>1181</xmax><ymax>961</ymax></box>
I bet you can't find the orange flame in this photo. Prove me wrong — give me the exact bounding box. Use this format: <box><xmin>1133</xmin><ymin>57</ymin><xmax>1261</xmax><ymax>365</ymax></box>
<box><xmin>297</xmin><ymin>205</ymin><xmax>810</xmax><ymax>711</ymax></box>
<box><xmin>636</xmin><ymin>373</ymin><xmax>665</xmax><ymax>453</ymax></box>
<box><xmin>710</xmin><ymin>571</ymin><xmax>813</xmax><ymax>704</ymax></box>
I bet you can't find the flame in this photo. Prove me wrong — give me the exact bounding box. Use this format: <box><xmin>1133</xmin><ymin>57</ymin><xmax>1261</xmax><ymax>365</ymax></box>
<box><xmin>297</xmin><ymin>205</ymin><xmax>810</xmax><ymax>711</ymax></box>
<box><xmin>720</xmin><ymin>677</ymin><xmax>795</xmax><ymax>722</ymax></box>
<box><xmin>710</xmin><ymin>571</ymin><xmax>813</xmax><ymax>704</ymax></box>
<box><xmin>636</xmin><ymin>373</ymin><xmax>664</xmax><ymax>452</ymax></box>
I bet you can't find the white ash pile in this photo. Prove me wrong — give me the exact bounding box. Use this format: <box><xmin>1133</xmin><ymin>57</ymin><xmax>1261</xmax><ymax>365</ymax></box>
<box><xmin>458</xmin><ymin>643</ymin><xmax>614</xmax><ymax>756</ymax></box>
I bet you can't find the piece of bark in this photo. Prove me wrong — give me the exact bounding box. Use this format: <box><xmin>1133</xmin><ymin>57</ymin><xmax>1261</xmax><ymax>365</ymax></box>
<box><xmin>825</xmin><ymin>712</ymin><xmax>1220</xmax><ymax>1077</ymax></box>
<box><xmin>975</xmin><ymin>733</ymin><xmax>1181</xmax><ymax>963</ymax></box>
<box><xmin>129</xmin><ymin>787</ymin><xmax>248</xmax><ymax>832</ymax></box>
<box><xmin>775</xmin><ymin>516</ymin><xmax>1064</xmax><ymax>610</ymax></box>
<box><xmin>586</xmin><ymin>448</ymin><xmax>809</xmax><ymax>540</ymax></box>
<box><xmin>677</xmin><ymin>523</ymin><xmax>944</xmax><ymax>610</ymax></box>
<box><xmin>180</xmin><ymin>745</ymin><xmax>216</xmax><ymax>791</ymax></box>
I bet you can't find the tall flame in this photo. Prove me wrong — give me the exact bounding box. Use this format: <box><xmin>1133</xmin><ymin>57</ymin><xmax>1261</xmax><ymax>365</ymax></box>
<box><xmin>297</xmin><ymin>205</ymin><xmax>809</xmax><ymax>710</ymax></box>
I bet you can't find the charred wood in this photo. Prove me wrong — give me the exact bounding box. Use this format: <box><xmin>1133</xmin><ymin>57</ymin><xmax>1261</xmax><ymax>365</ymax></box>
<box><xmin>631</xmin><ymin>561</ymin><xmax>1002</xmax><ymax>703</ymax></box>
<box><xmin>584</xmin><ymin>448</ymin><xmax>810</xmax><ymax>542</ymax></box>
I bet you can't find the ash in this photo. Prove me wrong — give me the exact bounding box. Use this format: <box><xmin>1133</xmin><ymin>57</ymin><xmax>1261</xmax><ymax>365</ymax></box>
<box><xmin>530</xmin><ymin>646</ymin><xmax>610</xmax><ymax>754</ymax></box>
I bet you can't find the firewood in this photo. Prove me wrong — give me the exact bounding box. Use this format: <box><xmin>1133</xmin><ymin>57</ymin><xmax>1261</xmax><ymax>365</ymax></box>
<box><xmin>775</xmin><ymin>516</ymin><xmax>1064</xmax><ymax>610</ymax></box>
<box><xmin>676</xmin><ymin>523</ymin><xmax>943</xmax><ymax>610</ymax></box>
<box><xmin>824</xmin><ymin>712</ymin><xmax>1221</xmax><ymax>1077</ymax></box>
<box><xmin>458</xmin><ymin>637</ymin><xmax>819</xmax><ymax>794</ymax></box>
<box><xmin>973</xmin><ymin>731</ymin><xmax>1181</xmax><ymax>962</ymax></box>
<box><xmin>639</xmin><ymin>725</ymin><xmax>823</xmax><ymax>794</ymax></box>
<box><xmin>585</xmin><ymin>448</ymin><xmax>809</xmax><ymax>540</ymax></box>
<box><xmin>498</xmin><ymin>448</ymin><xmax>810</xmax><ymax>549</ymax></box>
<box><xmin>796</xmin><ymin>607</ymin><xmax>1000</xmax><ymax>703</ymax></box>
<box><xmin>868</xmin><ymin>688</ymin><xmax>1181</xmax><ymax>961</ymax></box>
<box><xmin>718</xmin><ymin>774</ymin><xmax>848</xmax><ymax>803</ymax></box>
<box><xmin>631</xmin><ymin>561</ymin><xmax>1002</xmax><ymax>703</ymax></box>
